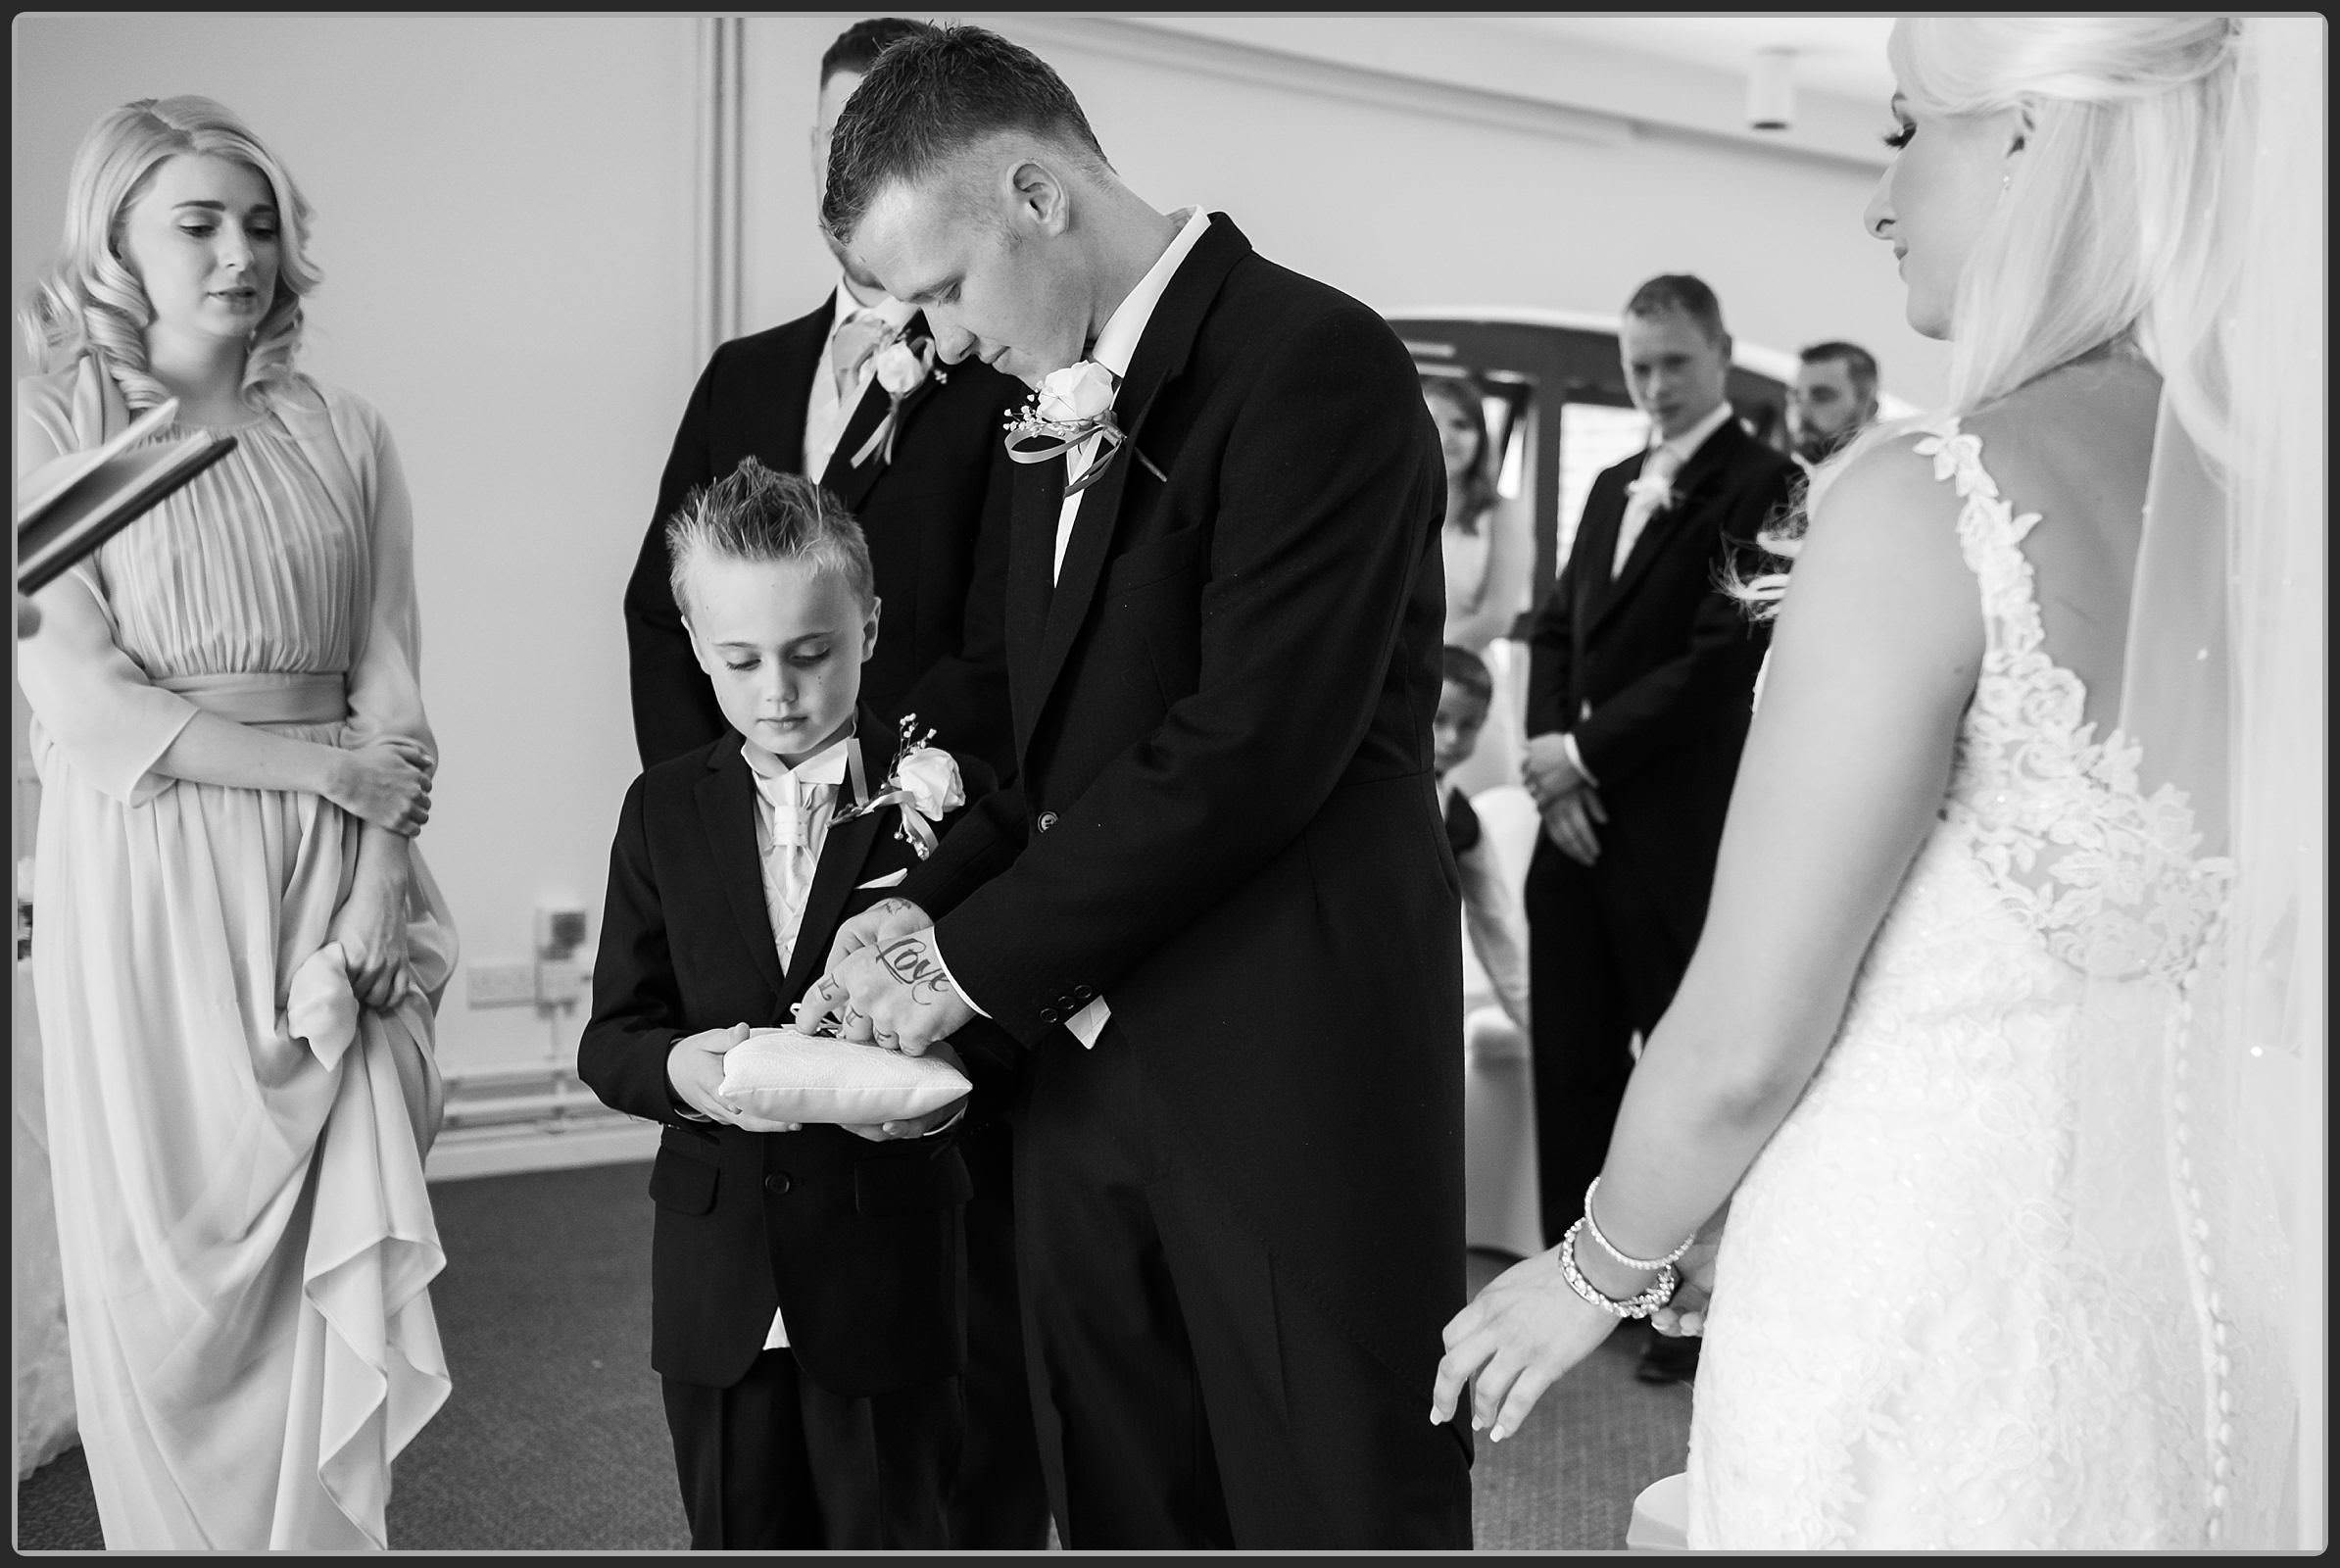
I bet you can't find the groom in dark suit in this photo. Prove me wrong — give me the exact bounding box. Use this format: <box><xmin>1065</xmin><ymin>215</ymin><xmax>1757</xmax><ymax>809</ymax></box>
<box><xmin>1520</xmin><ymin>274</ymin><xmax>1795</xmax><ymax>1382</ymax></box>
<box><xmin>619</xmin><ymin>20</ymin><xmax>1048</xmax><ymax>1549</ymax></box>
<box><xmin>795</xmin><ymin>24</ymin><xmax>1472</xmax><ymax>1551</ymax></box>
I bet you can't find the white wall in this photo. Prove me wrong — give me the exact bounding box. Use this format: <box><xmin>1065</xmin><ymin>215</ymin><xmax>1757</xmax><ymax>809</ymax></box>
<box><xmin>12</xmin><ymin>15</ymin><xmax>702</xmax><ymax>1079</ymax></box>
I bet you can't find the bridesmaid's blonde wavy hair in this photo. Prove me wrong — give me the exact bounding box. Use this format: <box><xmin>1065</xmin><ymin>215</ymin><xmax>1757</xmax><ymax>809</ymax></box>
<box><xmin>19</xmin><ymin>95</ymin><xmax>320</xmax><ymax>414</ymax></box>
<box><xmin>1736</xmin><ymin>15</ymin><xmax>2242</xmax><ymax>614</ymax></box>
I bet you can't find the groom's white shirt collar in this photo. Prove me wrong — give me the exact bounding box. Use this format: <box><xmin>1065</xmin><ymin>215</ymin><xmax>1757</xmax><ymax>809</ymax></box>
<box><xmin>1086</xmin><ymin>207</ymin><xmax>1210</xmax><ymax>386</ymax></box>
<box><xmin>1650</xmin><ymin>399</ymin><xmax>1737</xmax><ymax>468</ymax></box>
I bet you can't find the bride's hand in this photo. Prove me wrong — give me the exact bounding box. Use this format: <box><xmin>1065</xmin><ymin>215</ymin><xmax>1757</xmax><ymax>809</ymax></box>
<box><xmin>1430</xmin><ymin>1248</ymin><xmax>1621</xmax><ymax>1443</ymax></box>
<box><xmin>1649</xmin><ymin>1237</ymin><xmax>1718</xmax><ymax>1339</ymax></box>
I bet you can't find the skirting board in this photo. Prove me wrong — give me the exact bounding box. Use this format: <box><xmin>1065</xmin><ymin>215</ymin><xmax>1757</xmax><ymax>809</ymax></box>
<box><xmin>425</xmin><ymin>1117</ymin><xmax>658</xmax><ymax>1182</ymax></box>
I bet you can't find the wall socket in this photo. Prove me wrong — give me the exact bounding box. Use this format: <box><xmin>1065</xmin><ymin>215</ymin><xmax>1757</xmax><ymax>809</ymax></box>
<box><xmin>467</xmin><ymin>962</ymin><xmax>538</xmax><ymax>1008</ymax></box>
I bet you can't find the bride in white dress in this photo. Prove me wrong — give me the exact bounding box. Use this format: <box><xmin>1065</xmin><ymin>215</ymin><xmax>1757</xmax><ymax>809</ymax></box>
<box><xmin>1431</xmin><ymin>17</ymin><xmax>2318</xmax><ymax>1550</ymax></box>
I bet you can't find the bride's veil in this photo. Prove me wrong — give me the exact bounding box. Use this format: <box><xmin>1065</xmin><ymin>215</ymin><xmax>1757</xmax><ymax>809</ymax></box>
<box><xmin>2113</xmin><ymin>14</ymin><xmax>2323</xmax><ymax>1546</ymax></box>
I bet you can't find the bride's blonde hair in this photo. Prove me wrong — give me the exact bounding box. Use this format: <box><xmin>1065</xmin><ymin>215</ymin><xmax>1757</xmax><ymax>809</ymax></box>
<box><xmin>1739</xmin><ymin>16</ymin><xmax>2242</xmax><ymax>611</ymax></box>
<box><xmin>19</xmin><ymin>95</ymin><xmax>320</xmax><ymax>413</ymax></box>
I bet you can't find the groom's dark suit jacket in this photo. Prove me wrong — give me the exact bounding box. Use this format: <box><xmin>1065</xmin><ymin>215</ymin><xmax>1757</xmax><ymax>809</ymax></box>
<box><xmin>896</xmin><ymin>216</ymin><xmax>1469</xmax><ymax>1481</ymax></box>
<box><xmin>1525</xmin><ymin>416</ymin><xmax>1792</xmax><ymax>948</ymax></box>
<box><xmin>623</xmin><ymin>302</ymin><xmax>1026</xmax><ymax>775</ymax></box>
<box><xmin>576</xmin><ymin>709</ymin><xmax>1007</xmax><ymax>1396</ymax></box>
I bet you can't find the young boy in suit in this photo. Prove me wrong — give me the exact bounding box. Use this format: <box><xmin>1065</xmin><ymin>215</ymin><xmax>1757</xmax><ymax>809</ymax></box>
<box><xmin>579</xmin><ymin>457</ymin><xmax>1001</xmax><ymax>1549</ymax></box>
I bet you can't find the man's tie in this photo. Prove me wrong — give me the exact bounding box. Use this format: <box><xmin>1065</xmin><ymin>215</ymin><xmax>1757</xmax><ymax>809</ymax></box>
<box><xmin>830</xmin><ymin>311</ymin><xmax>892</xmax><ymax>402</ymax></box>
<box><xmin>1613</xmin><ymin>444</ymin><xmax>1684</xmax><ymax>579</ymax></box>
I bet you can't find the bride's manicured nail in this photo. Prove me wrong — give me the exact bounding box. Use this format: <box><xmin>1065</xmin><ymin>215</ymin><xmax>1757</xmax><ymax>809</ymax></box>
<box><xmin>1429</xmin><ymin>1406</ymin><xmax>1443</xmax><ymax>1425</ymax></box>
<box><xmin>1489</xmin><ymin>1425</ymin><xmax>1508</xmax><ymax>1443</ymax></box>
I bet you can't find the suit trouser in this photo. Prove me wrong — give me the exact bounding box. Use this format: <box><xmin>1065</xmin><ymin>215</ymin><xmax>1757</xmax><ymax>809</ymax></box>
<box><xmin>660</xmin><ymin>1348</ymin><xmax>960</xmax><ymax>1549</ymax></box>
<box><xmin>946</xmin><ymin>1120</ymin><xmax>1053</xmax><ymax>1547</ymax></box>
<box><xmin>1525</xmin><ymin>835</ymin><xmax>1690</xmax><ymax>1248</ymax></box>
<box><xmin>1012</xmin><ymin>1022</ymin><xmax>1475</xmax><ymax>1550</ymax></box>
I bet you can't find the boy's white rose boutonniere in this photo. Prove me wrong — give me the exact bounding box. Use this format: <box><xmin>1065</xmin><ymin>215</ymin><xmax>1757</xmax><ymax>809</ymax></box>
<box><xmin>850</xmin><ymin>334</ymin><xmax>947</xmax><ymax>468</ymax></box>
<box><xmin>1003</xmin><ymin>360</ymin><xmax>1166</xmax><ymax>496</ymax></box>
<box><xmin>833</xmin><ymin>714</ymin><xmax>965</xmax><ymax>858</ymax></box>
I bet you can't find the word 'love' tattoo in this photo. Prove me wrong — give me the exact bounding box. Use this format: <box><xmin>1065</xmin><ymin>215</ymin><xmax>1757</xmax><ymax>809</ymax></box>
<box><xmin>877</xmin><ymin>935</ymin><xmax>955</xmax><ymax>1006</ymax></box>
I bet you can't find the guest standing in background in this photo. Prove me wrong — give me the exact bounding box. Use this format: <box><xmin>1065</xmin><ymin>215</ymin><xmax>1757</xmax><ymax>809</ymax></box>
<box><xmin>1517</xmin><ymin>274</ymin><xmax>1795</xmax><ymax>1387</ymax></box>
<box><xmin>618</xmin><ymin>19</ymin><xmax>1046</xmax><ymax>1548</ymax></box>
<box><xmin>15</xmin><ymin>96</ymin><xmax>454</xmax><ymax>1549</ymax></box>
<box><xmin>1423</xmin><ymin>373</ymin><xmax>1534</xmax><ymax>798</ymax></box>
<box><xmin>1787</xmin><ymin>340</ymin><xmax>1880</xmax><ymax>471</ymax></box>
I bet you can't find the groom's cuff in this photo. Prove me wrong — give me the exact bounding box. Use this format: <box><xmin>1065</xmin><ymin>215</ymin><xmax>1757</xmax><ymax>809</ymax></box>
<box><xmin>930</xmin><ymin>938</ymin><xmax>1109</xmax><ymax>1050</ymax></box>
<box><xmin>930</xmin><ymin>939</ymin><xmax>994</xmax><ymax>1021</ymax></box>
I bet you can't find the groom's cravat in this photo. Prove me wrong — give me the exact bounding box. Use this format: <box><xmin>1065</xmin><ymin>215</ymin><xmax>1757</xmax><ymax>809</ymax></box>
<box><xmin>1052</xmin><ymin>367</ymin><xmax>1123</xmax><ymax>583</ymax></box>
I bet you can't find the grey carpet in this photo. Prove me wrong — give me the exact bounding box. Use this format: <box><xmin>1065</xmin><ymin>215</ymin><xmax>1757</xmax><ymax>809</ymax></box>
<box><xmin>14</xmin><ymin>1172</ymin><xmax>1689</xmax><ymax>1551</ymax></box>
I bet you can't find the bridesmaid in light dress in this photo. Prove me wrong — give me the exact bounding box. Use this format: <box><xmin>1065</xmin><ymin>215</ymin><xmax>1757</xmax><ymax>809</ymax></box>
<box><xmin>1421</xmin><ymin>374</ymin><xmax>1534</xmax><ymax>799</ymax></box>
<box><xmin>16</xmin><ymin>95</ymin><xmax>455</xmax><ymax>1550</ymax></box>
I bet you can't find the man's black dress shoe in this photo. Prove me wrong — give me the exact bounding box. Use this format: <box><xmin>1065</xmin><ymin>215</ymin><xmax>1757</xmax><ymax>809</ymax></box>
<box><xmin>1635</xmin><ymin>1327</ymin><xmax>1701</xmax><ymax>1386</ymax></box>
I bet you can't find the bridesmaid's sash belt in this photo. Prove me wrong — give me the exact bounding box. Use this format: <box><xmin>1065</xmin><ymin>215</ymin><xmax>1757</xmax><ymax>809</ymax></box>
<box><xmin>156</xmin><ymin>671</ymin><xmax>349</xmax><ymax>725</ymax></box>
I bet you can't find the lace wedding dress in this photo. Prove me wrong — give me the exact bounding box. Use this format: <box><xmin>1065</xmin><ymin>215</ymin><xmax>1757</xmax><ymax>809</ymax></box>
<box><xmin>1684</xmin><ymin>419</ymin><xmax>2246</xmax><ymax>1549</ymax></box>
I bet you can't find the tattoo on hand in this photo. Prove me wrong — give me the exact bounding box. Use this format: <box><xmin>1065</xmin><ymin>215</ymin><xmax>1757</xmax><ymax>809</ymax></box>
<box><xmin>877</xmin><ymin>935</ymin><xmax>955</xmax><ymax>1006</ymax></box>
<box><xmin>871</xmin><ymin>898</ymin><xmax>916</xmax><ymax>919</ymax></box>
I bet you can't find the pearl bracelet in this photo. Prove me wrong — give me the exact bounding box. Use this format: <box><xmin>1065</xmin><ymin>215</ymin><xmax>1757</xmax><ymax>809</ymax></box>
<box><xmin>1557</xmin><ymin>1219</ymin><xmax>1678</xmax><ymax>1319</ymax></box>
<box><xmin>1583</xmin><ymin>1177</ymin><xmax>1697</xmax><ymax>1271</ymax></box>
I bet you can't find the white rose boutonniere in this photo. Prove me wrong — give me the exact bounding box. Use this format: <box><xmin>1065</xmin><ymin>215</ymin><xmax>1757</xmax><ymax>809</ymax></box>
<box><xmin>832</xmin><ymin>714</ymin><xmax>964</xmax><ymax>858</ymax></box>
<box><xmin>1003</xmin><ymin>359</ymin><xmax>1166</xmax><ymax>496</ymax></box>
<box><xmin>850</xmin><ymin>334</ymin><xmax>947</xmax><ymax>469</ymax></box>
<box><xmin>1624</xmin><ymin>470</ymin><xmax>1678</xmax><ymax>514</ymax></box>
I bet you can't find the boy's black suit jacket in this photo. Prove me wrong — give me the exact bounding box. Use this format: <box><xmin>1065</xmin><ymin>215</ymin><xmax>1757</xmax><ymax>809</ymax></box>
<box><xmin>622</xmin><ymin>300</ymin><xmax>1026</xmax><ymax>776</ymax></box>
<box><xmin>894</xmin><ymin>214</ymin><xmax>1467</xmax><ymax>1426</ymax></box>
<box><xmin>577</xmin><ymin>710</ymin><xmax>1006</xmax><ymax>1396</ymax></box>
<box><xmin>1524</xmin><ymin>415</ymin><xmax>1796</xmax><ymax>945</ymax></box>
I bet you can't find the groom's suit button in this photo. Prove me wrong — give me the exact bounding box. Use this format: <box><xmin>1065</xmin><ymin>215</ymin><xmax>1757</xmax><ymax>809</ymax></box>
<box><xmin>1037</xmin><ymin>811</ymin><xmax>1059</xmax><ymax>832</ymax></box>
<box><xmin>763</xmin><ymin>1173</ymin><xmax>792</xmax><ymax>1196</ymax></box>
<box><xmin>1039</xmin><ymin>1004</ymin><xmax>1063</xmax><ymax>1024</ymax></box>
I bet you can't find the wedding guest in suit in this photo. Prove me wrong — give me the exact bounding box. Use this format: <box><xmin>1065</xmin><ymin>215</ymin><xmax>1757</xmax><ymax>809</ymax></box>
<box><xmin>797</xmin><ymin>24</ymin><xmax>1473</xmax><ymax>1549</ymax></box>
<box><xmin>624</xmin><ymin>17</ymin><xmax>1023</xmax><ymax>779</ymax></box>
<box><xmin>16</xmin><ymin>96</ymin><xmax>453</xmax><ymax>1548</ymax></box>
<box><xmin>1424</xmin><ymin>374</ymin><xmax>1534</xmax><ymax>798</ymax></box>
<box><xmin>1518</xmin><ymin>273</ymin><xmax>1795</xmax><ymax>1385</ymax></box>
<box><xmin>621</xmin><ymin>22</ymin><xmax>1048</xmax><ymax>1545</ymax></box>
<box><xmin>580</xmin><ymin>459</ymin><xmax>1004</xmax><ymax>1549</ymax></box>
<box><xmin>1788</xmin><ymin>340</ymin><xmax>1881</xmax><ymax>471</ymax></box>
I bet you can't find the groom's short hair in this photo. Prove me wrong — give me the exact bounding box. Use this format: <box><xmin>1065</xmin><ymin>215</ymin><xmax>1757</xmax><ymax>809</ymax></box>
<box><xmin>667</xmin><ymin>458</ymin><xmax>876</xmax><ymax>614</ymax></box>
<box><xmin>821</xmin><ymin>24</ymin><xmax>1111</xmax><ymax>246</ymax></box>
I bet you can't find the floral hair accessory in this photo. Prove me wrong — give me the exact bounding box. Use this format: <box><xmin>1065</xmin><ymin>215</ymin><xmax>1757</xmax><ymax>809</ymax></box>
<box><xmin>831</xmin><ymin>713</ymin><xmax>964</xmax><ymax>858</ymax></box>
<box><xmin>1003</xmin><ymin>360</ymin><xmax>1166</xmax><ymax>495</ymax></box>
<box><xmin>850</xmin><ymin>332</ymin><xmax>947</xmax><ymax>469</ymax></box>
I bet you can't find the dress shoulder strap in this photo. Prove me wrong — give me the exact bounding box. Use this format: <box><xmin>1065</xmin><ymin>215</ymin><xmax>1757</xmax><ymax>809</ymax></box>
<box><xmin>1909</xmin><ymin>416</ymin><xmax>2051</xmax><ymax>667</ymax></box>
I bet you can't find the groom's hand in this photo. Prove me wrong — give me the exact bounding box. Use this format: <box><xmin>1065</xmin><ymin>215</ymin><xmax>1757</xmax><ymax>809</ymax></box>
<box><xmin>794</xmin><ymin>907</ymin><xmax>974</xmax><ymax>1057</ymax></box>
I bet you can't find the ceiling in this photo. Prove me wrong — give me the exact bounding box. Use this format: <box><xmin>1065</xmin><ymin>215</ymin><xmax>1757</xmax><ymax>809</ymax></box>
<box><xmin>1482</xmin><ymin>15</ymin><xmax>1899</xmax><ymax>108</ymax></box>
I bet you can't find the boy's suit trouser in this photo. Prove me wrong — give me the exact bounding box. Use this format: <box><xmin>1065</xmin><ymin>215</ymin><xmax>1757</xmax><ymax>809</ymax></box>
<box><xmin>661</xmin><ymin>1349</ymin><xmax>962</xmax><ymax>1549</ymax></box>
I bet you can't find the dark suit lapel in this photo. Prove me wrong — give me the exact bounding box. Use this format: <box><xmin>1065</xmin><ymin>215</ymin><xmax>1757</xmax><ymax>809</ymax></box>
<box><xmin>1028</xmin><ymin>214</ymin><xmax>1250</xmax><ymax>726</ymax></box>
<box><xmin>1005</xmin><ymin>454</ymin><xmax>1065</xmax><ymax>765</ymax></box>
<box><xmin>761</xmin><ymin>302</ymin><xmax>832</xmax><ymax>475</ymax></box>
<box><xmin>1593</xmin><ymin>419</ymin><xmax>1748</xmax><ymax>634</ymax></box>
<box><xmin>696</xmin><ymin>745</ymin><xmax>788</xmax><ymax>1000</ymax></box>
<box><xmin>778</xmin><ymin>712</ymin><xmax>901</xmax><ymax>1004</ymax></box>
<box><xmin>818</xmin><ymin>310</ymin><xmax>944</xmax><ymax>512</ymax></box>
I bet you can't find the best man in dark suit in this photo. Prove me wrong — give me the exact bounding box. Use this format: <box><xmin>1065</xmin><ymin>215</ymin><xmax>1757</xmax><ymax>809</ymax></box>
<box><xmin>618</xmin><ymin>23</ymin><xmax>1048</xmax><ymax>1547</ymax></box>
<box><xmin>1519</xmin><ymin>273</ymin><xmax>1796</xmax><ymax>1383</ymax></box>
<box><xmin>797</xmin><ymin>25</ymin><xmax>1472</xmax><ymax>1550</ymax></box>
